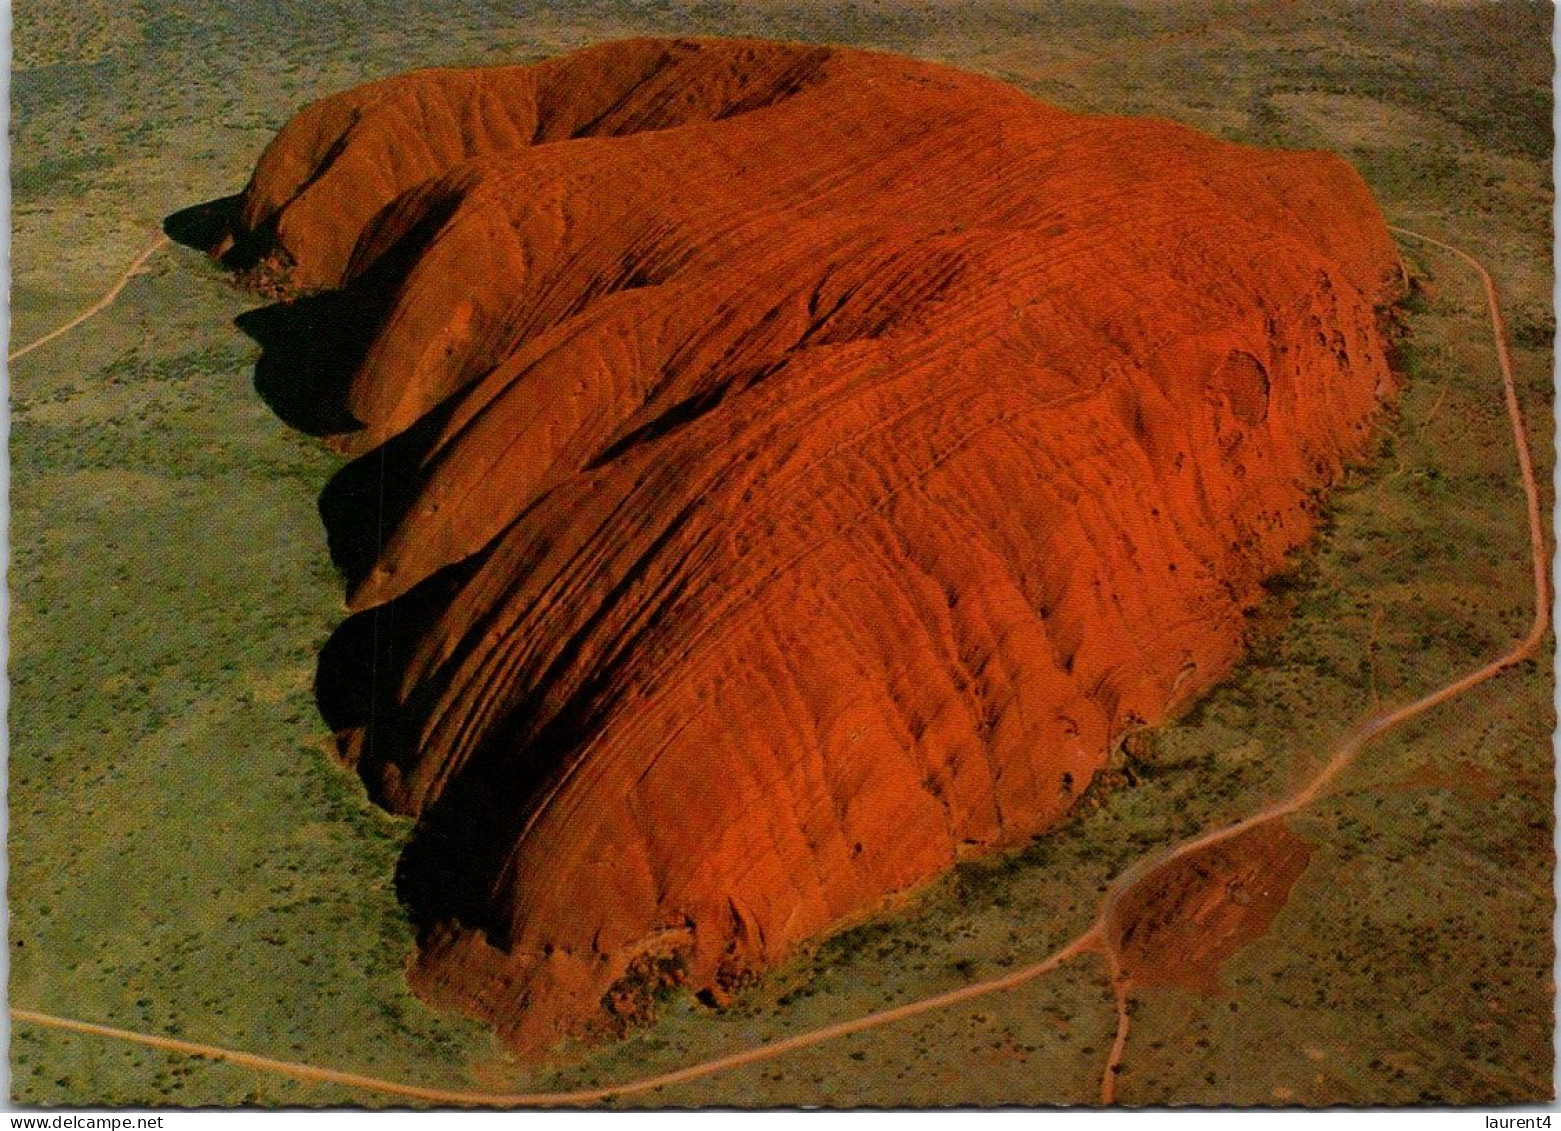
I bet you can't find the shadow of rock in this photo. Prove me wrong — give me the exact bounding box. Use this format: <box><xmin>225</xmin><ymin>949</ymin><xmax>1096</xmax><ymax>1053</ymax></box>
<box><xmin>315</xmin><ymin>556</ymin><xmax>477</xmax><ymax>744</ymax></box>
<box><xmin>313</xmin><ymin>547</ymin><xmax>556</xmax><ymax>941</ymax></box>
<box><xmin>232</xmin><ymin>292</ymin><xmax>383</xmax><ymax>438</ymax></box>
<box><xmin>163</xmin><ymin>176</ymin><xmax>597</xmax><ymax>999</ymax></box>
<box><xmin>391</xmin><ymin>665</ymin><xmax>605</xmax><ymax>947</ymax></box>
<box><xmin>165</xmin><ymin>194</ymin><xmax>292</xmax><ymax>275</ymax></box>
<box><xmin>163</xmin><ymin>194</ymin><xmax>244</xmax><ymax>256</ymax></box>
<box><xmin>317</xmin><ymin>403</ymin><xmax>462</xmax><ymax>591</ymax></box>
<box><xmin>188</xmin><ymin>179</ymin><xmax>476</xmax><ymax>442</ymax></box>
<box><xmin>165</xmin><ymin>190</ymin><xmax>524</xmax><ymax>862</ymax></box>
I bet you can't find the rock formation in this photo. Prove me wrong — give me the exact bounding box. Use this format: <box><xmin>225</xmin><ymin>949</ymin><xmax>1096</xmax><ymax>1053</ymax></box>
<box><xmin>204</xmin><ymin>36</ymin><xmax>1404</xmax><ymax>1053</ymax></box>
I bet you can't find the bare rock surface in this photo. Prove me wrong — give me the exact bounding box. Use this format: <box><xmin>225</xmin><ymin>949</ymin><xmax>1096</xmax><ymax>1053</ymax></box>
<box><xmin>208</xmin><ymin>36</ymin><xmax>1403</xmax><ymax>1054</ymax></box>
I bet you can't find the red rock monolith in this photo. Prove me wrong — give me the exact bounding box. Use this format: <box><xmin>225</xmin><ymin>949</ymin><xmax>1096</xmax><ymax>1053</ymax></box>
<box><xmin>211</xmin><ymin>36</ymin><xmax>1403</xmax><ymax>1054</ymax></box>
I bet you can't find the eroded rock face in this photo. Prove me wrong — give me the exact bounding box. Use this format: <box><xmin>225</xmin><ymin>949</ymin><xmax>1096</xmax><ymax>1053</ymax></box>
<box><xmin>208</xmin><ymin>36</ymin><xmax>1403</xmax><ymax>1054</ymax></box>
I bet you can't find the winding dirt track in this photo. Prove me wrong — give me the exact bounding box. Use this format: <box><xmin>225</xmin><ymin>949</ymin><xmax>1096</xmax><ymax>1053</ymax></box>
<box><xmin>6</xmin><ymin>233</ymin><xmax>169</xmax><ymax>363</ymax></box>
<box><xmin>1095</xmin><ymin>223</ymin><xmax>1551</xmax><ymax>1101</ymax></box>
<box><xmin>12</xmin><ymin>223</ymin><xmax>1548</xmax><ymax>1106</ymax></box>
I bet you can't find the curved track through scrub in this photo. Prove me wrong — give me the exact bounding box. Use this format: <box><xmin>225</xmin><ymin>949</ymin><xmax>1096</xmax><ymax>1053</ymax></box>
<box><xmin>1093</xmin><ymin>223</ymin><xmax>1551</xmax><ymax>1102</ymax></box>
<box><xmin>7</xmin><ymin>233</ymin><xmax>169</xmax><ymax>363</ymax></box>
<box><xmin>10</xmin><ymin>226</ymin><xmax>1548</xmax><ymax>1106</ymax></box>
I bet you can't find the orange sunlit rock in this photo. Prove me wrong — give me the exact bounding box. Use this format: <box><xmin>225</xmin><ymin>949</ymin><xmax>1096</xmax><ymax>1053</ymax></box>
<box><xmin>215</xmin><ymin>37</ymin><xmax>1403</xmax><ymax>1054</ymax></box>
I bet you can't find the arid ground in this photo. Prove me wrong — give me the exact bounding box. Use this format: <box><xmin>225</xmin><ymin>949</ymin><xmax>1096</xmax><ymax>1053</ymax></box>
<box><xmin>8</xmin><ymin>0</ymin><xmax>1554</xmax><ymax>1106</ymax></box>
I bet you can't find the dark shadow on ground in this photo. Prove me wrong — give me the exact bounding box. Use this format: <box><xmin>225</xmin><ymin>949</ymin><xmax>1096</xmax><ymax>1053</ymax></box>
<box><xmin>318</xmin><ymin>401</ymin><xmax>463</xmax><ymax>590</ymax></box>
<box><xmin>315</xmin><ymin>554</ymin><xmax>478</xmax><ymax>743</ymax></box>
<box><xmin>232</xmin><ymin>292</ymin><xmax>377</xmax><ymax>437</ymax></box>
<box><xmin>391</xmin><ymin>647</ymin><xmax>611</xmax><ymax>947</ymax></box>
<box><xmin>314</xmin><ymin>544</ymin><xmax>571</xmax><ymax>945</ymax></box>
<box><xmin>168</xmin><ymin>187</ymin><xmax>567</xmax><ymax>951</ymax></box>
<box><xmin>164</xmin><ymin>194</ymin><xmax>289</xmax><ymax>274</ymax></box>
<box><xmin>163</xmin><ymin>194</ymin><xmax>243</xmax><ymax>256</ymax></box>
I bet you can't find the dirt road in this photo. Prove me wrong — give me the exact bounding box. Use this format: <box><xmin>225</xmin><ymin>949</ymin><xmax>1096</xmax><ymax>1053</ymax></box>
<box><xmin>1094</xmin><ymin>224</ymin><xmax>1549</xmax><ymax>1101</ymax></box>
<box><xmin>7</xmin><ymin>233</ymin><xmax>169</xmax><ymax>362</ymax></box>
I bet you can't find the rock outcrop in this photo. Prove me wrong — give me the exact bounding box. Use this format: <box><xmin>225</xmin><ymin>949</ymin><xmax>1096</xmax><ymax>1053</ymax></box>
<box><xmin>207</xmin><ymin>36</ymin><xmax>1403</xmax><ymax>1054</ymax></box>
